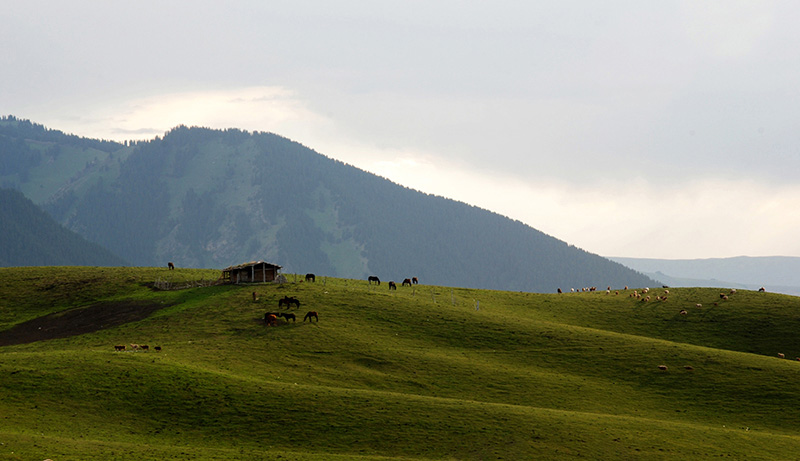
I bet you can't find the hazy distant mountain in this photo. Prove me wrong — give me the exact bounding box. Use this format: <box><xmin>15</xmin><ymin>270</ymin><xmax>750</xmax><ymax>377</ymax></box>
<box><xmin>0</xmin><ymin>187</ymin><xmax>128</xmax><ymax>267</ymax></box>
<box><xmin>0</xmin><ymin>116</ymin><xmax>655</xmax><ymax>292</ymax></box>
<box><xmin>609</xmin><ymin>256</ymin><xmax>800</xmax><ymax>296</ymax></box>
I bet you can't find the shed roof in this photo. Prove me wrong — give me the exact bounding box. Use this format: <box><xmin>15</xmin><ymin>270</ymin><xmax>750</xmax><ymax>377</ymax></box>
<box><xmin>222</xmin><ymin>261</ymin><xmax>282</xmax><ymax>272</ymax></box>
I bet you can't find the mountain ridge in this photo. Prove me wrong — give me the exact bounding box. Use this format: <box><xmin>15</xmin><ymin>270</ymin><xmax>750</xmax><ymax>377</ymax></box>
<box><xmin>0</xmin><ymin>187</ymin><xmax>128</xmax><ymax>267</ymax></box>
<box><xmin>609</xmin><ymin>255</ymin><xmax>800</xmax><ymax>296</ymax></box>
<box><xmin>0</xmin><ymin>116</ymin><xmax>655</xmax><ymax>292</ymax></box>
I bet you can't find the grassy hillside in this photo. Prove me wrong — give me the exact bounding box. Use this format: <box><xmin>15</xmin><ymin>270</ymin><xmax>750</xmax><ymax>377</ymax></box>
<box><xmin>2</xmin><ymin>267</ymin><xmax>800</xmax><ymax>460</ymax></box>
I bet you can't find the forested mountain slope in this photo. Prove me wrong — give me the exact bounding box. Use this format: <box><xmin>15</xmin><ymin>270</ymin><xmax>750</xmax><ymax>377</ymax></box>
<box><xmin>0</xmin><ymin>187</ymin><xmax>128</xmax><ymax>267</ymax></box>
<box><xmin>0</xmin><ymin>116</ymin><xmax>655</xmax><ymax>291</ymax></box>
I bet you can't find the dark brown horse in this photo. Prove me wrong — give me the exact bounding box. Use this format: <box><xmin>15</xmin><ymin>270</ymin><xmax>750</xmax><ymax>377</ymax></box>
<box><xmin>168</xmin><ymin>262</ymin><xmax>175</xmax><ymax>270</ymax></box>
<box><xmin>278</xmin><ymin>296</ymin><xmax>300</xmax><ymax>309</ymax></box>
<box><xmin>388</xmin><ymin>281</ymin><xmax>397</xmax><ymax>290</ymax></box>
<box><xmin>412</xmin><ymin>277</ymin><xmax>418</xmax><ymax>284</ymax></box>
<box><xmin>368</xmin><ymin>276</ymin><xmax>380</xmax><ymax>285</ymax></box>
<box><xmin>305</xmin><ymin>273</ymin><xmax>315</xmax><ymax>282</ymax></box>
<box><xmin>278</xmin><ymin>312</ymin><xmax>296</xmax><ymax>322</ymax></box>
<box><xmin>402</xmin><ymin>278</ymin><xmax>412</xmax><ymax>287</ymax></box>
<box><xmin>265</xmin><ymin>314</ymin><xmax>278</xmax><ymax>326</ymax></box>
<box><xmin>304</xmin><ymin>311</ymin><xmax>318</xmax><ymax>322</ymax></box>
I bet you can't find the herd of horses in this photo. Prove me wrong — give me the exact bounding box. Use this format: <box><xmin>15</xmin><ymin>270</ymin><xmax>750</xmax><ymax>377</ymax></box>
<box><xmin>261</xmin><ymin>274</ymin><xmax>419</xmax><ymax>327</ymax></box>
<box><xmin>264</xmin><ymin>309</ymin><xmax>318</xmax><ymax>326</ymax></box>
<box><xmin>264</xmin><ymin>294</ymin><xmax>317</xmax><ymax>326</ymax></box>
<box><xmin>368</xmin><ymin>276</ymin><xmax>418</xmax><ymax>289</ymax></box>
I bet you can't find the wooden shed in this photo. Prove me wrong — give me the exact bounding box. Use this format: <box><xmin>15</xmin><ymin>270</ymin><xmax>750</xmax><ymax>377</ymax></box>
<box><xmin>221</xmin><ymin>261</ymin><xmax>282</xmax><ymax>284</ymax></box>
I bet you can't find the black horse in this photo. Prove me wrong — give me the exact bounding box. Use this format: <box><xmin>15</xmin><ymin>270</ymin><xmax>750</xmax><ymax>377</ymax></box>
<box><xmin>304</xmin><ymin>311</ymin><xmax>319</xmax><ymax>322</ymax></box>
<box><xmin>368</xmin><ymin>276</ymin><xmax>380</xmax><ymax>285</ymax></box>
<box><xmin>278</xmin><ymin>296</ymin><xmax>301</xmax><ymax>309</ymax></box>
<box><xmin>278</xmin><ymin>312</ymin><xmax>296</xmax><ymax>322</ymax></box>
<box><xmin>388</xmin><ymin>281</ymin><xmax>397</xmax><ymax>290</ymax></box>
<box><xmin>305</xmin><ymin>273</ymin><xmax>315</xmax><ymax>282</ymax></box>
<box><xmin>412</xmin><ymin>277</ymin><xmax>418</xmax><ymax>284</ymax></box>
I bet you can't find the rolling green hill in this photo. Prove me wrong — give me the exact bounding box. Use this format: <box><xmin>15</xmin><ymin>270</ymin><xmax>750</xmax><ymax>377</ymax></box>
<box><xmin>2</xmin><ymin>267</ymin><xmax>800</xmax><ymax>460</ymax></box>
<box><xmin>0</xmin><ymin>116</ymin><xmax>655</xmax><ymax>292</ymax></box>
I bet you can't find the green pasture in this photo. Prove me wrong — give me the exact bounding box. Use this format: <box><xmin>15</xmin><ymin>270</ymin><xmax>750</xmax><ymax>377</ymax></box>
<box><xmin>1</xmin><ymin>267</ymin><xmax>800</xmax><ymax>460</ymax></box>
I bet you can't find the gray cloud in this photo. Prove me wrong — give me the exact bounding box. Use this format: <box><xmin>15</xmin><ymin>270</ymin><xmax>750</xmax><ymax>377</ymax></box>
<box><xmin>4</xmin><ymin>1</ymin><xmax>800</xmax><ymax>257</ymax></box>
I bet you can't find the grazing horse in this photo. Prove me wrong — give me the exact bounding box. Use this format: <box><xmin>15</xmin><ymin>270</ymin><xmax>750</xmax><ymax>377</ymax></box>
<box><xmin>412</xmin><ymin>277</ymin><xmax>418</xmax><ymax>284</ymax></box>
<box><xmin>154</xmin><ymin>346</ymin><xmax>162</xmax><ymax>352</ymax></box>
<box><xmin>557</xmin><ymin>288</ymin><xmax>562</xmax><ymax>294</ymax></box>
<box><xmin>265</xmin><ymin>313</ymin><xmax>278</xmax><ymax>326</ymax></box>
<box><xmin>168</xmin><ymin>262</ymin><xmax>175</xmax><ymax>270</ymax></box>
<box><xmin>114</xmin><ymin>345</ymin><xmax>126</xmax><ymax>351</ymax></box>
<box><xmin>388</xmin><ymin>281</ymin><xmax>397</xmax><ymax>290</ymax></box>
<box><xmin>278</xmin><ymin>312</ymin><xmax>296</xmax><ymax>322</ymax></box>
<box><xmin>402</xmin><ymin>278</ymin><xmax>412</xmax><ymax>287</ymax></box>
<box><xmin>278</xmin><ymin>296</ymin><xmax>301</xmax><ymax>309</ymax></box>
<box><xmin>304</xmin><ymin>311</ymin><xmax>319</xmax><ymax>322</ymax></box>
<box><xmin>368</xmin><ymin>276</ymin><xmax>381</xmax><ymax>285</ymax></box>
<box><xmin>305</xmin><ymin>273</ymin><xmax>316</xmax><ymax>282</ymax></box>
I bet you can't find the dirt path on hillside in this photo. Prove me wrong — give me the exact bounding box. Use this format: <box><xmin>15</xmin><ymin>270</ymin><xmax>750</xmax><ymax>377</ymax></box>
<box><xmin>0</xmin><ymin>300</ymin><xmax>168</xmax><ymax>346</ymax></box>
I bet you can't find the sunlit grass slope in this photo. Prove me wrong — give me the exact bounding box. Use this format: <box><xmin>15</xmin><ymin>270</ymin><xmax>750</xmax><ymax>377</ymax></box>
<box><xmin>2</xmin><ymin>267</ymin><xmax>800</xmax><ymax>460</ymax></box>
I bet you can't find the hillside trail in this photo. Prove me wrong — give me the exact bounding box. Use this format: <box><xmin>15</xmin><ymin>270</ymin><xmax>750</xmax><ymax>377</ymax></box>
<box><xmin>0</xmin><ymin>300</ymin><xmax>166</xmax><ymax>346</ymax></box>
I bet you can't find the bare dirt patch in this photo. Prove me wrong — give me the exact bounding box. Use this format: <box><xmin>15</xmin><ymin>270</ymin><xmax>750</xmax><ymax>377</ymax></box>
<box><xmin>0</xmin><ymin>300</ymin><xmax>169</xmax><ymax>346</ymax></box>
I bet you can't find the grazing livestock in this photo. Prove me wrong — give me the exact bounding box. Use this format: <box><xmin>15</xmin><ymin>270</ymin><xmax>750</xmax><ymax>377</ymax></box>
<box><xmin>679</xmin><ymin>310</ymin><xmax>688</xmax><ymax>315</ymax></box>
<box><xmin>720</xmin><ymin>294</ymin><xmax>729</xmax><ymax>301</ymax></box>
<box><xmin>778</xmin><ymin>353</ymin><xmax>786</xmax><ymax>359</ymax></box>
<box><xmin>154</xmin><ymin>346</ymin><xmax>162</xmax><ymax>352</ymax></box>
<box><xmin>304</xmin><ymin>311</ymin><xmax>319</xmax><ymax>322</ymax></box>
<box><xmin>253</xmin><ymin>292</ymin><xmax>258</xmax><ymax>302</ymax></box>
<box><xmin>265</xmin><ymin>314</ymin><xmax>278</xmax><ymax>326</ymax></box>
<box><xmin>305</xmin><ymin>273</ymin><xmax>316</xmax><ymax>282</ymax></box>
<box><xmin>388</xmin><ymin>281</ymin><xmax>397</xmax><ymax>290</ymax></box>
<box><xmin>168</xmin><ymin>262</ymin><xmax>175</xmax><ymax>270</ymax></box>
<box><xmin>684</xmin><ymin>366</ymin><xmax>694</xmax><ymax>371</ymax></box>
<box><xmin>402</xmin><ymin>278</ymin><xmax>412</xmax><ymax>287</ymax></box>
<box><xmin>368</xmin><ymin>276</ymin><xmax>381</xmax><ymax>285</ymax></box>
<box><xmin>278</xmin><ymin>312</ymin><xmax>296</xmax><ymax>322</ymax></box>
<box><xmin>412</xmin><ymin>277</ymin><xmax>419</xmax><ymax>284</ymax></box>
<box><xmin>696</xmin><ymin>303</ymin><xmax>702</xmax><ymax>308</ymax></box>
<box><xmin>278</xmin><ymin>296</ymin><xmax>301</xmax><ymax>309</ymax></box>
<box><xmin>557</xmin><ymin>288</ymin><xmax>562</xmax><ymax>294</ymax></box>
<box><xmin>114</xmin><ymin>345</ymin><xmax>126</xmax><ymax>351</ymax></box>
<box><xmin>130</xmin><ymin>343</ymin><xmax>140</xmax><ymax>351</ymax></box>
<box><xmin>140</xmin><ymin>345</ymin><xmax>149</xmax><ymax>351</ymax></box>
<box><xmin>658</xmin><ymin>365</ymin><xmax>668</xmax><ymax>371</ymax></box>
<box><xmin>759</xmin><ymin>287</ymin><xmax>766</xmax><ymax>292</ymax></box>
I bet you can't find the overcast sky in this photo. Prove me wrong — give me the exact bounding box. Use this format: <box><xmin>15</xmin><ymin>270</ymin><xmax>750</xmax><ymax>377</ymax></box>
<box><xmin>4</xmin><ymin>1</ymin><xmax>800</xmax><ymax>259</ymax></box>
